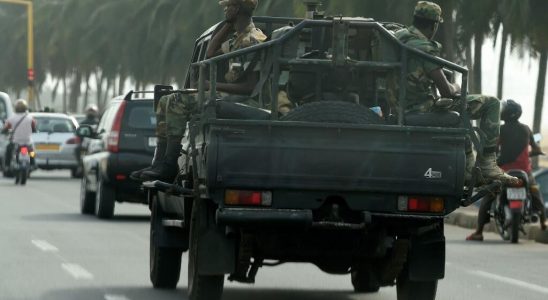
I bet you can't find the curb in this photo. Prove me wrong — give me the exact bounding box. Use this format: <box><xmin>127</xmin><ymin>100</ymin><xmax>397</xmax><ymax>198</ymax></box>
<box><xmin>445</xmin><ymin>208</ymin><xmax>548</xmax><ymax>244</ymax></box>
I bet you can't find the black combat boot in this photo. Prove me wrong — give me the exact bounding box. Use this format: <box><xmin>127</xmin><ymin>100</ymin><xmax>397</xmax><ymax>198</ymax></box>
<box><xmin>130</xmin><ymin>138</ymin><xmax>167</xmax><ymax>181</ymax></box>
<box><xmin>140</xmin><ymin>137</ymin><xmax>183</xmax><ymax>182</ymax></box>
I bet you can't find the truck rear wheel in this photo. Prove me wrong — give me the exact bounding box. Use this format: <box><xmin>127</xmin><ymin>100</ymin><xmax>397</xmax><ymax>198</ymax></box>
<box><xmin>351</xmin><ymin>269</ymin><xmax>380</xmax><ymax>293</ymax></box>
<box><xmin>150</xmin><ymin>198</ymin><xmax>182</xmax><ymax>289</ymax></box>
<box><xmin>396</xmin><ymin>268</ymin><xmax>437</xmax><ymax>300</ymax></box>
<box><xmin>281</xmin><ymin>101</ymin><xmax>385</xmax><ymax>124</ymax></box>
<box><xmin>188</xmin><ymin>199</ymin><xmax>224</xmax><ymax>300</ymax></box>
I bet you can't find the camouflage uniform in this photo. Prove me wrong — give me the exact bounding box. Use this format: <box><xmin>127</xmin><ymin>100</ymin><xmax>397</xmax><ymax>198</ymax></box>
<box><xmin>155</xmin><ymin>19</ymin><xmax>266</xmax><ymax>138</ymax></box>
<box><xmin>395</xmin><ymin>2</ymin><xmax>501</xmax><ymax>149</ymax></box>
<box><xmin>133</xmin><ymin>0</ymin><xmax>264</xmax><ymax>181</ymax></box>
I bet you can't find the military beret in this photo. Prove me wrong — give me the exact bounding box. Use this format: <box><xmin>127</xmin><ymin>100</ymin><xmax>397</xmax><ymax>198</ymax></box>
<box><xmin>219</xmin><ymin>0</ymin><xmax>258</xmax><ymax>11</ymax></box>
<box><xmin>414</xmin><ymin>1</ymin><xmax>443</xmax><ymax>23</ymax></box>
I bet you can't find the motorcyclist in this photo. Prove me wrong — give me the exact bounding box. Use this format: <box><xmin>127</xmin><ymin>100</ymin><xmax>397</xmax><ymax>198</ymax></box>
<box><xmin>467</xmin><ymin>99</ymin><xmax>547</xmax><ymax>241</ymax></box>
<box><xmin>79</xmin><ymin>104</ymin><xmax>100</xmax><ymax>126</ymax></box>
<box><xmin>1</xmin><ymin>99</ymin><xmax>36</xmax><ymax>168</ymax></box>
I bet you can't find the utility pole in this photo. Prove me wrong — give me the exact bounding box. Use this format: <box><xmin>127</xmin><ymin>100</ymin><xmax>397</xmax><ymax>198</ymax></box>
<box><xmin>0</xmin><ymin>0</ymin><xmax>37</xmax><ymax>110</ymax></box>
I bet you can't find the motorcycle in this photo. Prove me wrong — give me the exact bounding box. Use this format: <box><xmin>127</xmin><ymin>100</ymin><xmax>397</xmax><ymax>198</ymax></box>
<box><xmin>11</xmin><ymin>144</ymin><xmax>33</xmax><ymax>185</ymax></box>
<box><xmin>492</xmin><ymin>170</ymin><xmax>537</xmax><ymax>243</ymax></box>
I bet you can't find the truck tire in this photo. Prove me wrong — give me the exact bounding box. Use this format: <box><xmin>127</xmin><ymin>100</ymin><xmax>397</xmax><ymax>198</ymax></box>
<box><xmin>80</xmin><ymin>176</ymin><xmax>96</xmax><ymax>215</ymax></box>
<box><xmin>510</xmin><ymin>211</ymin><xmax>521</xmax><ymax>244</ymax></box>
<box><xmin>351</xmin><ymin>269</ymin><xmax>380</xmax><ymax>293</ymax></box>
<box><xmin>396</xmin><ymin>268</ymin><xmax>437</xmax><ymax>300</ymax></box>
<box><xmin>150</xmin><ymin>199</ymin><xmax>182</xmax><ymax>289</ymax></box>
<box><xmin>281</xmin><ymin>101</ymin><xmax>385</xmax><ymax>124</ymax></box>
<box><xmin>188</xmin><ymin>199</ymin><xmax>224</xmax><ymax>300</ymax></box>
<box><xmin>95</xmin><ymin>173</ymin><xmax>115</xmax><ymax>219</ymax></box>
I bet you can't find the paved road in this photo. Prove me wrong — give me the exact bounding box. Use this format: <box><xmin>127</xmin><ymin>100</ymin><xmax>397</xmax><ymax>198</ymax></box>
<box><xmin>1</xmin><ymin>170</ymin><xmax>547</xmax><ymax>300</ymax></box>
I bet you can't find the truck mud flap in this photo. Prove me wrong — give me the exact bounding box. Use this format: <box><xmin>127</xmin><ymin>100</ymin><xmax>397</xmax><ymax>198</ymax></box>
<box><xmin>408</xmin><ymin>230</ymin><xmax>445</xmax><ymax>281</ymax></box>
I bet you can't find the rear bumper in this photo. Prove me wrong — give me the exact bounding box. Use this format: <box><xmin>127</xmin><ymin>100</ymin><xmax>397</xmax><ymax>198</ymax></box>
<box><xmin>216</xmin><ymin>208</ymin><xmax>313</xmax><ymax>227</ymax></box>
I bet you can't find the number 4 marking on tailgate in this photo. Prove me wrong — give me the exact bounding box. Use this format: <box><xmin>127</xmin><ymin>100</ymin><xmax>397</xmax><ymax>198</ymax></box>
<box><xmin>424</xmin><ymin>168</ymin><xmax>442</xmax><ymax>179</ymax></box>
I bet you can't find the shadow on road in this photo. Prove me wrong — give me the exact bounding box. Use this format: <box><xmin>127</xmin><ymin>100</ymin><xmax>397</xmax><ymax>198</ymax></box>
<box><xmin>21</xmin><ymin>212</ymin><xmax>150</xmax><ymax>223</ymax></box>
<box><xmin>40</xmin><ymin>286</ymin><xmax>358</xmax><ymax>300</ymax></box>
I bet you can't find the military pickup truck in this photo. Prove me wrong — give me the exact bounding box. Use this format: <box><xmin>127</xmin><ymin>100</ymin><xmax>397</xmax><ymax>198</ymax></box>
<box><xmin>143</xmin><ymin>10</ymin><xmax>495</xmax><ymax>300</ymax></box>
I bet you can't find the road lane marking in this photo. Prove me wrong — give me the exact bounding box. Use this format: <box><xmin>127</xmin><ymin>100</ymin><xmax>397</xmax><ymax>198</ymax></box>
<box><xmin>470</xmin><ymin>270</ymin><xmax>548</xmax><ymax>295</ymax></box>
<box><xmin>31</xmin><ymin>240</ymin><xmax>59</xmax><ymax>252</ymax></box>
<box><xmin>105</xmin><ymin>295</ymin><xmax>131</xmax><ymax>300</ymax></box>
<box><xmin>61</xmin><ymin>263</ymin><xmax>94</xmax><ymax>280</ymax></box>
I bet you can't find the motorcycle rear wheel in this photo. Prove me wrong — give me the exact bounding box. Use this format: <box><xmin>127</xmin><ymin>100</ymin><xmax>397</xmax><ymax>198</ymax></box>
<box><xmin>510</xmin><ymin>212</ymin><xmax>521</xmax><ymax>244</ymax></box>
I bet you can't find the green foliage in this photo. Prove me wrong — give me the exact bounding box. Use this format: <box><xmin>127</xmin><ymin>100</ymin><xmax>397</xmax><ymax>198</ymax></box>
<box><xmin>0</xmin><ymin>0</ymin><xmax>545</xmax><ymax>101</ymax></box>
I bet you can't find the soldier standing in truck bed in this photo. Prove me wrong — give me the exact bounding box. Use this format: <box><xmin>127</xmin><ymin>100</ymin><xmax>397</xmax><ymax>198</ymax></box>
<box><xmin>131</xmin><ymin>0</ymin><xmax>266</xmax><ymax>182</ymax></box>
<box><xmin>395</xmin><ymin>1</ymin><xmax>519</xmax><ymax>186</ymax></box>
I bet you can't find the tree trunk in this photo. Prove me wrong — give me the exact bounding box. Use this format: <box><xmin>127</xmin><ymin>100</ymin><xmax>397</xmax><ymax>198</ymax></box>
<box><xmin>69</xmin><ymin>70</ymin><xmax>82</xmax><ymax>113</ymax></box>
<box><xmin>103</xmin><ymin>78</ymin><xmax>112</xmax><ymax>107</ymax></box>
<box><xmin>497</xmin><ymin>29</ymin><xmax>508</xmax><ymax>99</ymax></box>
<box><xmin>51</xmin><ymin>79</ymin><xmax>60</xmax><ymax>110</ymax></box>
<box><xmin>532</xmin><ymin>49</ymin><xmax>547</xmax><ymax>170</ymax></box>
<box><xmin>83</xmin><ymin>73</ymin><xmax>91</xmax><ymax>112</ymax></box>
<box><xmin>118</xmin><ymin>72</ymin><xmax>126</xmax><ymax>96</ymax></box>
<box><xmin>62</xmin><ymin>77</ymin><xmax>68</xmax><ymax>113</ymax></box>
<box><xmin>473</xmin><ymin>34</ymin><xmax>483</xmax><ymax>94</ymax></box>
<box><xmin>95</xmin><ymin>71</ymin><xmax>104</xmax><ymax>112</ymax></box>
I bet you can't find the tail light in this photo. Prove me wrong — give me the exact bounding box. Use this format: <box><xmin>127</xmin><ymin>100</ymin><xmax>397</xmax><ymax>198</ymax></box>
<box><xmin>225</xmin><ymin>190</ymin><xmax>272</xmax><ymax>206</ymax></box>
<box><xmin>398</xmin><ymin>196</ymin><xmax>445</xmax><ymax>213</ymax></box>
<box><xmin>20</xmin><ymin>147</ymin><xmax>29</xmax><ymax>155</ymax></box>
<box><xmin>66</xmin><ymin>137</ymin><xmax>81</xmax><ymax>144</ymax></box>
<box><xmin>508</xmin><ymin>200</ymin><xmax>523</xmax><ymax>209</ymax></box>
<box><xmin>107</xmin><ymin>101</ymin><xmax>127</xmax><ymax>153</ymax></box>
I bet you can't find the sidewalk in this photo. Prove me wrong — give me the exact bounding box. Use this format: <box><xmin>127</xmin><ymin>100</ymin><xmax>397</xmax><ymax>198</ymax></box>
<box><xmin>445</xmin><ymin>204</ymin><xmax>548</xmax><ymax>244</ymax></box>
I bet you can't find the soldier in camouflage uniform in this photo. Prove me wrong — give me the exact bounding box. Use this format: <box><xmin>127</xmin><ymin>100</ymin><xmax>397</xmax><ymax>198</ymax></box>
<box><xmin>132</xmin><ymin>0</ymin><xmax>266</xmax><ymax>181</ymax></box>
<box><xmin>395</xmin><ymin>1</ymin><xmax>518</xmax><ymax>185</ymax></box>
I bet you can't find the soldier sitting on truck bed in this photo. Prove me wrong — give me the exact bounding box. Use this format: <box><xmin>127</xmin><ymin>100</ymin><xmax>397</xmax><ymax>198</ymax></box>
<box><xmin>395</xmin><ymin>1</ymin><xmax>519</xmax><ymax>186</ymax></box>
<box><xmin>131</xmin><ymin>0</ymin><xmax>266</xmax><ymax>182</ymax></box>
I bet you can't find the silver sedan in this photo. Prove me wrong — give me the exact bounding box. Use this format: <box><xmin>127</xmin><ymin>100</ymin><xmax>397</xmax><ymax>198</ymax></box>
<box><xmin>31</xmin><ymin>113</ymin><xmax>80</xmax><ymax>177</ymax></box>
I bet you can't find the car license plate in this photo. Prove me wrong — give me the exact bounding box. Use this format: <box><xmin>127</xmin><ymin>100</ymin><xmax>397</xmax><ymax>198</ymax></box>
<box><xmin>148</xmin><ymin>137</ymin><xmax>157</xmax><ymax>147</ymax></box>
<box><xmin>506</xmin><ymin>187</ymin><xmax>526</xmax><ymax>200</ymax></box>
<box><xmin>35</xmin><ymin>144</ymin><xmax>60</xmax><ymax>151</ymax></box>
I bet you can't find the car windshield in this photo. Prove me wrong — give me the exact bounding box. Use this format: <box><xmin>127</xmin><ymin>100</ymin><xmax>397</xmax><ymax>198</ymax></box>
<box><xmin>35</xmin><ymin>117</ymin><xmax>75</xmax><ymax>133</ymax></box>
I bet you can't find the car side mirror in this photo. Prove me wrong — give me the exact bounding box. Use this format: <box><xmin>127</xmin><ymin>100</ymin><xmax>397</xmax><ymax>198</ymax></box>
<box><xmin>76</xmin><ymin>125</ymin><xmax>95</xmax><ymax>138</ymax></box>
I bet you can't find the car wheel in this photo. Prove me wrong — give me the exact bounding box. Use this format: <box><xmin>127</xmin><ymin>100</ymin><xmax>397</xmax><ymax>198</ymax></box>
<box><xmin>150</xmin><ymin>198</ymin><xmax>182</xmax><ymax>289</ymax></box>
<box><xmin>188</xmin><ymin>199</ymin><xmax>224</xmax><ymax>300</ymax></box>
<box><xmin>95</xmin><ymin>172</ymin><xmax>115</xmax><ymax>219</ymax></box>
<box><xmin>80</xmin><ymin>175</ymin><xmax>96</xmax><ymax>215</ymax></box>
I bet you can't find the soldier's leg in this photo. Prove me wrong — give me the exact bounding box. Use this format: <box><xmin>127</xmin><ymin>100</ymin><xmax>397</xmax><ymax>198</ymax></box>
<box><xmin>130</xmin><ymin>96</ymin><xmax>169</xmax><ymax>180</ymax></box>
<box><xmin>142</xmin><ymin>93</ymin><xmax>190</xmax><ymax>181</ymax></box>
<box><xmin>467</xmin><ymin>95</ymin><xmax>518</xmax><ymax>185</ymax></box>
<box><xmin>528</xmin><ymin>174</ymin><xmax>547</xmax><ymax>230</ymax></box>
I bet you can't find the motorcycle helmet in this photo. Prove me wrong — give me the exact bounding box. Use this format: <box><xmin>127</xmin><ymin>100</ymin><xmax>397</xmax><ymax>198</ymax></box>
<box><xmin>501</xmin><ymin>99</ymin><xmax>522</xmax><ymax>122</ymax></box>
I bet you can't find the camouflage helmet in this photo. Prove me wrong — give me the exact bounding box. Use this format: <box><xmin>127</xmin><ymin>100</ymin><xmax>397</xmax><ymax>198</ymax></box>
<box><xmin>414</xmin><ymin>1</ymin><xmax>443</xmax><ymax>23</ymax></box>
<box><xmin>219</xmin><ymin>0</ymin><xmax>258</xmax><ymax>11</ymax></box>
